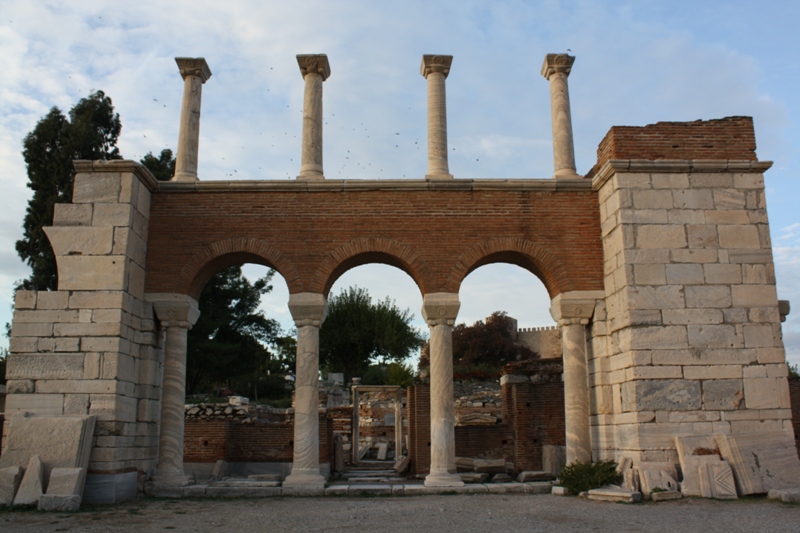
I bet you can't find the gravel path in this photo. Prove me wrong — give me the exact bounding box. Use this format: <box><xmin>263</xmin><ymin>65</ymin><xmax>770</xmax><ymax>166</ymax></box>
<box><xmin>1</xmin><ymin>494</ymin><xmax>799</xmax><ymax>532</ymax></box>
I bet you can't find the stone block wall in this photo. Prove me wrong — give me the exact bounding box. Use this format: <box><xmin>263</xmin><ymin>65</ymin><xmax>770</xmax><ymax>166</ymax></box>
<box><xmin>589</xmin><ymin>117</ymin><xmax>793</xmax><ymax>463</ymax></box>
<box><xmin>517</xmin><ymin>326</ymin><xmax>561</xmax><ymax>359</ymax></box>
<box><xmin>4</xmin><ymin>161</ymin><xmax>162</xmax><ymax>477</ymax></box>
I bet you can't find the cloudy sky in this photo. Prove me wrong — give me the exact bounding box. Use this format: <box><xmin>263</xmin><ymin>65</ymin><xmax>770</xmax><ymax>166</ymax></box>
<box><xmin>1</xmin><ymin>1</ymin><xmax>799</xmax><ymax>368</ymax></box>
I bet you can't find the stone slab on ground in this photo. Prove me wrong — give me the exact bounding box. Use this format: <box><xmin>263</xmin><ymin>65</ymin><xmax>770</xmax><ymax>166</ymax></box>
<box><xmin>13</xmin><ymin>455</ymin><xmax>44</xmax><ymax>506</ymax></box>
<box><xmin>675</xmin><ymin>435</ymin><xmax>723</xmax><ymax>497</ymax></box>
<box><xmin>636</xmin><ymin>462</ymin><xmax>679</xmax><ymax>496</ymax></box>
<box><xmin>0</xmin><ymin>466</ymin><xmax>24</xmax><ymax>506</ymax></box>
<box><xmin>586</xmin><ymin>486</ymin><xmax>642</xmax><ymax>503</ymax></box>
<box><xmin>552</xmin><ymin>486</ymin><xmax>570</xmax><ymax>496</ymax></box>
<box><xmin>543</xmin><ymin>445</ymin><xmax>566</xmax><ymax>477</ymax></box>
<box><xmin>455</xmin><ymin>457</ymin><xmax>475</xmax><ymax>472</ymax></box>
<box><xmin>473</xmin><ymin>458</ymin><xmax>506</xmax><ymax>474</ymax></box>
<box><xmin>376</xmin><ymin>443</ymin><xmax>389</xmax><ymax>461</ymax></box>
<box><xmin>767</xmin><ymin>487</ymin><xmax>800</xmax><ymax>503</ymax></box>
<box><xmin>526</xmin><ymin>482</ymin><xmax>554</xmax><ymax>495</ymax></box>
<box><xmin>491</xmin><ymin>473</ymin><xmax>512</xmax><ymax>483</ymax></box>
<box><xmin>651</xmin><ymin>490</ymin><xmax>683</xmax><ymax>502</ymax></box>
<box><xmin>698</xmin><ymin>461</ymin><xmax>738</xmax><ymax>500</ymax></box>
<box><xmin>460</xmin><ymin>473</ymin><xmax>489</xmax><ymax>483</ymax></box>
<box><xmin>517</xmin><ymin>471</ymin><xmax>555</xmax><ymax>482</ymax></box>
<box><xmin>205</xmin><ymin>486</ymin><xmax>283</xmax><ymax>498</ymax></box>
<box><xmin>83</xmin><ymin>471</ymin><xmax>138</xmax><ymax>504</ymax></box>
<box><xmin>323</xmin><ymin>485</ymin><xmax>350</xmax><ymax>496</ymax></box>
<box><xmin>45</xmin><ymin>467</ymin><xmax>84</xmax><ymax>497</ymax></box>
<box><xmin>394</xmin><ymin>455</ymin><xmax>409</xmax><ymax>473</ymax></box>
<box><xmin>248</xmin><ymin>473</ymin><xmax>281</xmax><ymax>482</ymax></box>
<box><xmin>38</xmin><ymin>494</ymin><xmax>81</xmax><ymax>512</ymax></box>
<box><xmin>716</xmin><ymin>432</ymin><xmax>800</xmax><ymax>495</ymax></box>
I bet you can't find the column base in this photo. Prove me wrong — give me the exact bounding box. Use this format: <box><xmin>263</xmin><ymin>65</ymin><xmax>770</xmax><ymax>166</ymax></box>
<box><xmin>553</xmin><ymin>171</ymin><xmax>582</xmax><ymax>179</ymax></box>
<box><xmin>425</xmin><ymin>173</ymin><xmax>454</xmax><ymax>180</ymax></box>
<box><xmin>283</xmin><ymin>468</ymin><xmax>326</xmax><ymax>489</ymax></box>
<box><xmin>424</xmin><ymin>469</ymin><xmax>464</xmax><ymax>487</ymax></box>
<box><xmin>296</xmin><ymin>173</ymin><xmax>325</xmax><ymax>181</ymax></box>
<box><xmin>171</xmin><ymin>172</ymin><xmax>198</xmax><ymax>182</ymax></box>
<box><xmin>151</xmin><ymin>473</ymin><xmax>191</xmax><ymax>487</ymax></box>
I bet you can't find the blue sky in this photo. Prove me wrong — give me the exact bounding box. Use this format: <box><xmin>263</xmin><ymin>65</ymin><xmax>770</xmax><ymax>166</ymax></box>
<box><xmin>1</xmin><ymin>1</ymin><xmax>798</xmax><ymax>368</ymax></box>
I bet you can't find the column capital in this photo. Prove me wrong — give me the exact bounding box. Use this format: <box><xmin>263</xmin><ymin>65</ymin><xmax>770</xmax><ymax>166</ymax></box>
<box><xmin>549</xmin><ymin>290</ymin><xmax>605</xmax><ymax>325</ymax></box>
<box><xmin>175</xmin><ymin>57</ymin><xmax>212</xmax><ymax>83</ymax></box>
<box><xmin>147</xmin><ymin>293</ymin><xmax>200</xmax><ymax>329</ymax></box>
<box><xmin>421</xmin><ymin>292</ymin><xmax>460</xmax><ymax>326</ymax></box>
<box><xmin>541</xmin><ymin>53</ymin><xmax>575</xmax><ymax>80</ymax></box>
<box><xmin>421</xmin><ymin>55</ymin><xmax>453</xmax><ymax>78</ymax></box>
<box><xmin>288</xmin><ymin>292</ymin><xmax>328</xmax><ymax>327</ymax></box>
<box><xmin>297</xmin><ymin>54</ymin><xmax>331</xmax><ymax>81</ymax></box>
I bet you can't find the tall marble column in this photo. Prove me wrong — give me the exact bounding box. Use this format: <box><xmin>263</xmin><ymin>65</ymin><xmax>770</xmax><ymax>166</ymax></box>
<box><xmin>150</xmin><ymin>294</ymin><xmax>201</xmax><ymax>486</ymax></box>
<box><xmin>541</xmin><ymin>53</ymin><xmax>581</xmax><ymax>179</ymax></box>
<box><xmin>173</xmin><ymin>58</ymin><xmax>211</xmax><ymax>182</ymax></box>
<box><xmin>296</xmin><ymin>54</ymin><xmax>331</xmax><ymax>181</ymax></box>
<box><xmin>284</xmin><ymin>293</ymin><xmax>328</xmax><ymax>490</ymax></box>
<box><xmin>421</xmin><ymin>55</ymin><xmax>454</xmax><ymax>180</ymax></box>
<box><xmin>422</xmin><ymin>292</ymin><xmax>463</xmax><ymax>487</ymax></box>
<box><xmin>549</xmin><ymin>290</ymin><xmax>604</xmax><ymax>464</ymax></box>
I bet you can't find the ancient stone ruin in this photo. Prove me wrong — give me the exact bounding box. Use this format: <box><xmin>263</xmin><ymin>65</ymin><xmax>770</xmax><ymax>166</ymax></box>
<box><xmin>2</xmin><ymin>52</ymin><xmax>799</xmax><ymax>506</ymax></box>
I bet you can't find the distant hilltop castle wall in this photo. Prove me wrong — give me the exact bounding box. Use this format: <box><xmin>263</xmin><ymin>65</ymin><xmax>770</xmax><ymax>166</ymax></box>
<box><xmin>513</xmin><ymin>321</ymin><xmax>562</xmax><ymax>360</ymax></box>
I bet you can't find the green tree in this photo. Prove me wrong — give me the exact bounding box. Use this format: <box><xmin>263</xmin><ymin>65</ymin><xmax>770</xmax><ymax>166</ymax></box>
<box><xmin>16</xmin><ymin>91</ymin><xmax>122</xmax><ymax>290</ymax></box>
<box><xmin>320</xmin><ymin>286</ymin><xmax>425</xmax><ymax>383</ymax></box>
<box><xmin>140</xmin><ymin>149</ymin><xmax>175</xmax><ymax>181</ymax></box>
<box><xmin>186</xmin><ymin>266</ymin><xmax>282</xmax><ymax>395</ymax></box>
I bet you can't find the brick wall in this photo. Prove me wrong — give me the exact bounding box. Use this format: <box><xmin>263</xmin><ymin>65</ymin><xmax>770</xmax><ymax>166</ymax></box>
<box><xmin>504</xmin><ymin>381</ymin><xmax>566</xmax><ymax>471</ymax></box>
<box><xmin>593</xmin><ymin>116</ymin><xmax>757</xmax><ymax>176</ymax></box>
<box><xmin>407</xmin><ymin>385</ymin><xmax>431</xmax><ymax>476</ymax></box>
<box><xmin>454</xmin><ymin>425</ymin><xmax>513</xmax><ymax>460</ymax></box>
<box><xmin>184</xmin><ymin>414</ymin><xmax>333</xmax><ymax>464</ymax></box>
<box><xmin>791</xmin><ymin>378</ymin><xmax>800</xmax><ymax>459</ymax></box>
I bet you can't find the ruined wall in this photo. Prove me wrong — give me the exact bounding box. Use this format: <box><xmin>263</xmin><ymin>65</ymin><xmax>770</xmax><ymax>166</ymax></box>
<box><xmin>791</xmin><ymin>377</ymin><xmax>800</xmax><ymax>458</ymax></box>
<box><xmin>517</xmin><ymin>326</ymin><xmax>561</xmax><ymax>359</ymax></box>
<box><xmin>591</xmin><ymin>117</ymin><xmax>792</xmax><ymax>463</ymax></box>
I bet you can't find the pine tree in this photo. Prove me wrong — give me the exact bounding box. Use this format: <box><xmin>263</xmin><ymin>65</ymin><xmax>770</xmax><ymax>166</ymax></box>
<box><xmin>15</xmin><ymin>91</ymin><xmax>122</xmax><ymax>290</ymax></box>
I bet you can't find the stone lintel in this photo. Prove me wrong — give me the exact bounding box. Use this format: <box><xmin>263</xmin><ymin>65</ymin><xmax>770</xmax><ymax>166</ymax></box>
<box><xmin>288</xmin><ymin>292</ymin><xmax>327</xmax><ymax>327</ymax></box>
<box><xmin>541</xmin><ymin>53</ymin><xmax>575</xmax><ymax>80</ymax></box>
<box><xmin>72</xmin><ymin>160</ymin><xmax>159</xmax><ymax>192</ymax></box>
<box><xmin>146</xmin><ymin>293</ymin><xmax>200</xmax><ymax>328</ymax></box>
<box><xmin>175</xmin><ymin>57</ymin><xmax>212</xmax><ymax>83</ymax></box>
<box><xmin>590</xmin><ymin>159</ymin><xmax>774</xmax><ymax>191</ymax></box>
<box><xmin>296</xmin><ymin>54</ymin><xmax>331</xmax><ymax>81</ymax></box>
<box><xmin>549</xmin><ymin>290</ymin><xmax>605</xmax><ymax>325</ymax></box>
<box><xmin>421</xmin><ymin>55</ymin><xmax>453</xmax><ymax>78</ymax></box>
<box><xmin>421</xmin><ymin>292</ymin><xmax>460</xmax><ymax>326</ymax></box>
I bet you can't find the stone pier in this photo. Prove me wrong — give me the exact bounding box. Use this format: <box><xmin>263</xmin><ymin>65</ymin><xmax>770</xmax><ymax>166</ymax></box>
<box><xmin>173</xmin><ymin>58</ymin><xmax>211</xmax><ymax>182</ymax></box>
<box><xmin>421</xmin><ymin>55</ymin><xmax>454</xmax><ymax>180</ymax></box>
<box><xmin>296</xmin><ymin>54</ymin><xmax>330</xmax><ymax>181</ymax></box>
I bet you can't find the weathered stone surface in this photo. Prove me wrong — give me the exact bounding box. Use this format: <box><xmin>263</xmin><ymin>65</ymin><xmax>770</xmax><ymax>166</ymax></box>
<box><xmin>675</xmin><ymin>435</ymin><xmax>723</xmax><ymax>497</ymax></box>
<box><xmin>460</xmin><ymin>473</ymin><xmax>489</xmax><ymax>483</ymax></box>
<box><xmin>622</xmin><ymin>380</ymin><xmax>701</xmax><ymax>411</ymax></box>
<box><xmin>53</xmin><ymin>203</ymin><xmax>92</xmax><ymax>226</ymax></box>
<box><xmin>651</xmin><ymin>490</ymin><xmax>682</xmax><ymax>501</ymax></box>
<box><xmin>44</xmin><ymin>227</ymin><xmax>114</xmax><ymax>256</ymax></box>
<box><xmin>393</xmin><ymin>456</ymin><xmax>409</xmax><ymax>474</ymax></box>
<box><xmin>716</xmin><ymin>432</ymin><xmax>800</xmax><ymax>495</ymax></box>
<box><xmin>517</xmin><ymin>471</ymin><xmax>555</xmax><ymax>482</ymax></box>
<box><xmin>702</xmin><ymin>380</ymin><xmax>744</xmax><ymax>410</ymax></box>
<box><xmin>698</xmin><ymin>461</ymin><xmax>738</xmax><ymax>499</ymax></box>
<box><xmin>490</xmin><ymin>473</ymin><xmax>511</xmax><ymax>483</ymax></box>
<box><xmin>6</xmin><ymin>354</ymin><xmax>85</xmax><ymax>380</ymax></box>
<box><xmin>46</xmin><ymin>467</ymin><xmax>84</xmax><ymax>496</ymax></box>
<box><xmin>13</xmin><ymin>456</ymin><xmax>44</xmax><ymax>506</ymax></box>
<box><xmin>0</xmin><ymin>466</ymin><xmax>24</xmax><ymax>505</ymax></box>
<box><xmin>72</xmin><ymin>172</ymin><xmax>121</xmax><ymax>203</ymax></box>
<box><xmin>636</xmin><ymin>462</ymin><xmax>678</xmax><ymax>496</ymax></box>
<box><xmin>543</xmin><ymin>445</ymin><xmax>566</xmax><ymax>477</ymax></box>
<box><xmin>587</xmin><ymin>486</ymin><xmax>642</xmax><ymax>503</ymax></box>
<box><xmin>473</xmin><ymin>458</ymin><xmax>506</xmax><ymax>474</ymax></box>
<box><xmin>55</xmin><ymin>255</ymin><xmax>127</xmax><ymax>291</ymax></box>
<box><xmin>551</xmin><ymin>485</ymin><xmax>570</xmax><ymax>496</ymax></box>
<box><xmin>768</xmin><ymin>487</ymin><xmax>800</xmax><ymax>503</ymax></box>
<box><xmin>38</xmin><ymin>494</ymin><xmax>81</xmax><ymax>511</ymax></box>
<box><xmin>4</xmin><ymin>394</ymin><xmax>64</xmax><ymax>416</ymax></box>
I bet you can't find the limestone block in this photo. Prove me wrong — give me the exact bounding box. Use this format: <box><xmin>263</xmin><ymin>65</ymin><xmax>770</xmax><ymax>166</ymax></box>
<box><xmin>625</xmin><ymin>366</ymin><xmax>682</xmax><ymax>380</ymax></box>
<box><xmin>633</xmin><ymin>264</ymin><xmax>666</xmax><ymax>285</ymax></box>
<box><xmin>685</xmin><ymin>285</ymin><xmax>731</xmax><ymax>308</ymax></box>
<box><xmin>749</xmin><ymin>306</ymin><xmax>780</xmax><ymax>323</ymax></box>
<box><xmin>89</xmin><ymin>393</ymin><xmax>137</xmax><ymax>422</ymax></box>
<box><xmin>675</xmin><ymin>435</ymin><xmax>721</xmax><ymax>497</ymax></box>
<box><xmin>673</xmin><ymin>189</ymin><xmax>714</xmax><ymax>209</ymax></box>
<box><xmin>9</xmin><ymin>337</ymin><xmax>38</xmax><ymax>353</ymax></box>
<box><xmin>715</xmin><ymin>432</ymin><xmax>800</xmax><ymax>494</ymax></box>
<box><xmin>6</xmin><ymin>380</ymin><xmax>35</xmax><ymax>394</ymax></box>
<box><xmin>101</xmin><ymin>353</ymin><xmax>137</xmax><ymax>380</ymax></box>
<box><xmin>6</xmin><ymin>354</ymin><xmax>84</xmax><ymax>380</ymax></box>
<box><xmin>666</xmin><ymin>209</ymin><xmax>704</xmax><ymax>225</ymax></box>
<box><xmin>742</xmin><ymin>325</ymin><xmax>775</xmax><ymax>348</ymax></box>
<box><xmin>687</xmin><ymin>225</ymin><xmax>719</xmax><ymax>249</ymax></box>
<box><xmin>619</xmin><ymin>209</ymin><xmax>668</xmax><ymax>224</ymax></box>
<box><xmin>744</xmin><ymin>378</ymin><xmax>780</xmax><ymax>409</ymax></box>
<box><xmin>128</xmin><ymin>261</ymin><xmax>146</xmax><ymax>299</ymax></box>
<box><xmin>662</xmin><ymin>309</ymin><xmax>723</xmax><ymax>325</ymax></box>
<box><xmin>93</xmin><ymin>203</ymin><xmax>134</xmax><ymax>227</ymax></box>
<box><xmin>768</xmin><ymin>488</ymin><xmax>800</xmax><ymax>503</ymax></box>
<box><xmin>72</xmin><ymin>172</ymin><xmax>121</xmax><ymax>203</ymax></box>
<box><xmin>703</xmin><ymin>379</ymin><xmax>744</xmax><ymax>411</ymax></box>
<box><xmin>622</xmin><ymin>380</ymin><xmax>701</xmax><ymax>411</ymax></box>
<box><xmin>636</xmin><ymin>225</ymin><xmax>686</xmax><ymax>249</ymax></box>
<box><xmin>11</xmin><ymin>322</ymin><xmax>53</xmax><ymax>337</ymax></box>
<box><xmin>623</xmin><ymin>326</ymin><xmax>687</xmax><ymax>350</ymax></box>
<box><xmin>81</xmin><ymin>337</ymin><xmax>129</xmax><ymax>353</ymax></box>
<box><xmin>13</xmin><ymin>456</ymin><xmax>44</xmax><ymax>505</ymax></box>
<box><xmin>56</xmin><ymin>255</ymin><xmax>128</xmax><ymax>291</ymax></box>
<box><xmin>684</xmin><ymin>365</ymin><xmax>742</xmax><ymax>380</ymax></box>
<box><xmin>44</xmin><ymin>227</ymin><xmax>114</xmax><ymax>256</ymax></box>
<box><xmin>136</xmin><ymin>183</ymin><xmax>152</xmax><ymax>218</ymax></box>
<box><xmin>0</xmin><ymin>466</ymin><xmax>24</xmax><ymax>505</ymax></box>
<box><xmin>667</xmin><ymin>411</ymin><xmax>720</xmax><ymax>423</ymax></box>
<box><xmin>632</xmin><ymin>189</ymin><xmax>673</xmax><ymax>209</ymax></box>
<box><xmin>35</xmin><ymin>380</ymin><xmax>120</xmax><ymax>395</ymax></box>
<box><xmin>586</xmin><ymin>486</ymin><xmax>642</xmax><ymax>503</ymax></box>
<box><xmin>54</xmin><ymin>337</ymin><xmax>81</xmax><ymax>352</ymax></box>
<box><xmin>628</xmin><ymin>286</ymin><xmax>684</xmax><ymax>310</ymax></box>
<box><xmin>733</xmin><ymin>173</ymin><xmax>764</xmax><ymax>189</ymax></box>
<box><xmin>671</xmin><ymin>249</ymin><xmax>718</xmax><ymax>263</ymax></box>
<box><xmin>635</xmin><ymin>462</ymin><xmax>678</xmax><ymax>495</ymax></box>
<box><xmin>718</xmin><ymin>225</ymin><xmax>760</xmax><ymax>249</ymax></box>
<box><xmin>688</xmin><ymin>173</ymin><xmax>733</xmax><ymax>188</ymax></box>
<box><xmin>4</xmin><ymin>394</ymin><xmax>64</xmax><ymax>416</ymax></box>
<box><xmin>688</xmin><ymin>325</ymin><xmax>741</xmax><ymax>349</ymax></box>
<box><xmin>713</xmin><ymin>189</ymin><xmax>746</xmax><ymax>210</ymax></box>
<box><xmin>706</xmin><ymin>210</ymin><xmax>749</xmax><ymax>225</ymax></box>
<box><xmin>45</xmin><ymin>467</ymin><xmax>84</xmax><ymax>496</ymax></box>
<box><xmin>697</xmin><ymin>461</ymin><xmax>738</xmax><ymax>499</ymax></box>
<box><xmin>53</xmin><ymin>203</ymin><xmax>92</xmax><ymax>226</ymax></box>
<box><xmin>666</xmin><ymin>264</ymin><xmax>705</xmax><ymax>285</ymax></box>
<box><xmin>38</xmin><ymin>494</ymin><xmax>81</xmax><ymax>511</ymax></box>
<box><xmin>35</xmin><ymin>292</ymin><xmax>69</xmax><ymax>310</ymax></box>
<box><xmin>69</xmin><ymin>290</ymin><xmax>127</xmax><ymax>310</ymax></box>
<box><xmin>64</xmin><ymin>394</ymin><xmax>90</xmax><ymax>415</ymax></box>
<box><xmin>756</xmin><ymin>347</ymin><xmax>785</xmax><ymax>364</ymax></box>
<box><xmin>651</xmin><ymin>173</ymin><xmax>689</xmax><ymax>189</ymax></box>
<box><xmin>728</xmin><ymin>249</ymin><xmax>772</xmax><ymax>264</ymax></box>
<box><xmin>118</xmin><ymin>172</ymin><xmax>140</xmax><ymax>206</ymax></box>
<box><xmin>704</xmin><ymin>264</ymin><xmax>742</xmax><ymax>284</ymax></box>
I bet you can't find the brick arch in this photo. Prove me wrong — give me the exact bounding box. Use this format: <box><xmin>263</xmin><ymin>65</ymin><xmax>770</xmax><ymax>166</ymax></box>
<box><xmin>179</xmin><ymin>237</ymin><xmax>301</xmax><ymax>299</ymax></box>
<box><xmin>446</xmin><ymin>237</ymin><xmax>573</xmax><ymax>297</ymax></box>
<box><xmin>311</xmin><ymin>237</ymin><xmax>433</xmax><ymax>296</ymax></box>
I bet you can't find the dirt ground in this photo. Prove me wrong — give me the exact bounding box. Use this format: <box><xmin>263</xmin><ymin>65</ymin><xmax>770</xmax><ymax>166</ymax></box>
<box><xmin>1</xmin><ymin>493</ymin><xmax>799</xmax><ymax>532</ymax></box>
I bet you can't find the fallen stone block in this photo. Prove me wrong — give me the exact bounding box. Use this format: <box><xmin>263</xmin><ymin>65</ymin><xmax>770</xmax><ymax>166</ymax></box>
<box><xmin>460</xmin><ymin>473</ymin><xmax>489</xmax><ymax>483</ymax></box>
<box><xmin>38</xmin><ymin>494</ymin><xmax>81</xmax><ymax>512</ymax></box>
<box><xmin>46</xmin><ymin>468</ymin><xmax>84</xmax><ymax>496</ymax></box>
<box><xmin>698</xmin><ymin>461</ymin><xmax>737</xmax><ymax>500</ymax></box>
<box><xmin>586</xmin><ymin>486</ymin><xmax>642</xmax><ymax>503</ymax></box>
<box><xmin>0</xmin><ymin>466</ymin><xmax>24</xmax><ymax>506</ymax></box>
<box><xmin>455</xmin><ymin>457</ymin><xmax>475</xmax><ymax>472</ymax></box>
<box><xmin>393</xmin><ymin>455</ymin><xmax>409</xmax><ymax>473</ymax></box>
<box><xmin>376</xmin><ymin>443</ymin><xmax>389</xmax><ymax>461</ymax></box>
<box><xmin>473</xmin><ymin>458</ymin><xmax>506</xmax><ymax>474</ymax></box>
<box><xmin>490</xmin><ymin>473</ymin><xmax>511</xmax><ymax>483</ymax></box>
<box><xmin>248</xmin><ymin>473</ymin><xmax>281</xmax><ymax>482</ymax></box>
<box><xmin>551</xmin><ymin>486</ymin><xmax>570</xmax><ymax>496</ymax></box>
<box><xmin>636</xmin><ymin>462</ymin><xmax>678</xmax><ymax>497</ymax></box>
<box><xmin>651</xmin><ymin>490</ymin><xmax>683</xmax><ymax>502</ymax></box>
<box><xmin>517</xmin><ymin>471</ymin><xmax>555</xmax><ymax>482</ymax></box>
<box><xmin>716</xmin><ymin>432</ymin><xmax>800</xmax><ymax>495</ymax></box>
<box><xmin>14</xmin><ymin>456</ymin><xmax>44</xmax><ymax>506</ymax></box>
<box><xmin>675</xmin><ymin>435</ymin><xmax>722</xmax><ymax>497</ymax></box>
<box><xmin>211</xmin><ymin>460</ymin><xmax>228</xmax><ymax>481</ymax></box>
<box><xmin>767</xmin><ymin>487</ymin><xmax>800</xmax><ymax>503</ymax></box>
<box><xmin>526</xmin><ymin>482</ymin><xmax>554</xmax><ymax>495</ymax></box>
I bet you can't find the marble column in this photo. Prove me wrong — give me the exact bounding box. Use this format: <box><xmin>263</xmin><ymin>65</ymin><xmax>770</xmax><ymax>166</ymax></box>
<box><xmin>150</xmin><ymin>294</ymin><xmax>200</xmax><ymax>486</ymax></box>
<box><xmin>541</xmin><ymin>54</ymin><xmax>580</xmax><ymax>179</ymax></box>
<box><xmin>173</xmin><ymin>58</ymin><xmax>212</xmax><ymax>182</ymax></box>
<box><xmin>296</xmin><ymin>54</ymin><xmax>331</xmax><ymax>181</ymax></box>
<box><xmin>422</xmin><ymin>292</ymin><xmax>463</xmax><ymax>487</ymax></box>
<box><xmin>549</xmin><ymin>291</ymin><xmax>604</xmax><ymax>465</ymax></box>
<box><xmin>284</xmin><ymin>293</ymin><xmax>328</xmax><ymax>489</ymax></box>
<box><xmin>421</xmin><ymin>55</ymin><xmax>454</xmax><ymax>180</ymax></box>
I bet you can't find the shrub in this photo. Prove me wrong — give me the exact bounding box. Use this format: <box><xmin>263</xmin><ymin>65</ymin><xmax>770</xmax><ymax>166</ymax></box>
<box><xmin>556</xmin><ymin>460</ymin><xmax>622</xmax><ymax>494</ymax></box>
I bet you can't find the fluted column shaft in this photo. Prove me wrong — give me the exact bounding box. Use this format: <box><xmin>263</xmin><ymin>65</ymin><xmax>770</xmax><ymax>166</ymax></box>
<box><xmin>541</xmin><ymin>54</ymin><xmax>580</xmax><ymax>179</ymax></box>
<box><xmin>173</xmin><ymin>58</ymin><xmax>211</xmax><ymax>182</ymax></box>
<box><xmin>422</xmin><ymin>293</ymin><xmax>463</xmax><ymax>487</ymax></box>
<box><xmin>421</xmin><ymin>55</ymin><xmax>453</xmax><ymax>180</ymax></box>
<box><xmin>296</xmin><ymin>54</ymin><xmax>330</xmax><ymax>181</ymax></box>
<box><xmin>284</xmin><ymin>293</ymin><xmax>327</xmax><ymax>489</ymax></box>
<box><xmin>150</xmin><ymin>294</ymin><xmax>200</xmax><ymax>486</ymax></box>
